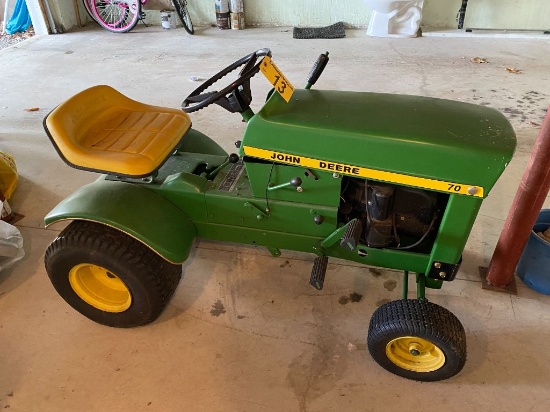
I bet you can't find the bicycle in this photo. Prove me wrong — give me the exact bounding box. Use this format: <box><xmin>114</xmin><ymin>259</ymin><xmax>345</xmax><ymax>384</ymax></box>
<box><xmin>83</xmin><ymin>0</ymin><xmax>194</xmax><ymax>34</ymax></box>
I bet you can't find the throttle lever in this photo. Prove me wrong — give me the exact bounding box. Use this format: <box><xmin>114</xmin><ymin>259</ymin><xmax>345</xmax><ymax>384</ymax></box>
<box><xmin>305</xmin><ymin>52</ymin><xmax>330</xmax><ymax>90</ymax></box>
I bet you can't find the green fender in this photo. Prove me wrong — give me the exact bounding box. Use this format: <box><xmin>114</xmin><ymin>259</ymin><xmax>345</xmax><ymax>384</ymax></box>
<box><xmin>45</xmin><ymin>180</ymin><xmax>196</xmax><ymax>264</ymax></box>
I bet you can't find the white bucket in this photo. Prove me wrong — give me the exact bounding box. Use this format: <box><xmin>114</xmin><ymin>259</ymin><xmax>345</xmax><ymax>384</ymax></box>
<box><xmin>160</xmin><ymin>10</ymin><xmax>176</xmax><ymax>30</ymax></box>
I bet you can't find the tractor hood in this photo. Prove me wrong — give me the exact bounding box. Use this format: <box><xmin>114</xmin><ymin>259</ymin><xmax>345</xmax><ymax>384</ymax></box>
<box><xmin>242</xmin><ymin>89</ymin><xmax>516</xmax><ymax>198</ymax></box>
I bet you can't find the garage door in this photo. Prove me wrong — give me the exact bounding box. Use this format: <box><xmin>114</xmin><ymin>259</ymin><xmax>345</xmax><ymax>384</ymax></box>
<box><xmin>464</xmin><ymin>0</ymin><xmax>549</xmax><ymax>30</ymax></box>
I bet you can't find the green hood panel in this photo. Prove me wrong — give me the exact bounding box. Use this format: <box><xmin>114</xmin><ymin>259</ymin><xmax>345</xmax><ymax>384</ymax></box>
<box><xmin>242</xmin><ymin>90</ymin><xmax>516</xmax><ymax>197</ymax></box>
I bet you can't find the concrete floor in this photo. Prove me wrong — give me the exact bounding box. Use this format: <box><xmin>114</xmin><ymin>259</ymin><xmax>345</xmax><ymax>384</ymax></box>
<box><xmin>1</xmin><ymin>25</ymin><xmax>550</xmax><ymax>411</ymax></box>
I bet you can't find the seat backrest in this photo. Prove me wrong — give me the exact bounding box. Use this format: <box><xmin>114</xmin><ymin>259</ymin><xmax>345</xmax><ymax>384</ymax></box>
<box><xmin>46</xmin><ymin>85</ymin><xmax>129</xmax><ymax>150</ymax></box>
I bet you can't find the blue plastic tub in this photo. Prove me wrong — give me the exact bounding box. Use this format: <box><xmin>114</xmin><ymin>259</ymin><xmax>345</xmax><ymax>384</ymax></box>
<box><xmin>517</xmin><ymin>209</ymin><xmax>550</xmax><ymax>295</ymax></box>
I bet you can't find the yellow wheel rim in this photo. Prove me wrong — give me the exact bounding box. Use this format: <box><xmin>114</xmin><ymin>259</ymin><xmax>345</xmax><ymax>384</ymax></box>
<box><xmin>386</xmin><ymin>336</ymin><xmax>445</xmax><ymax>372</ymax></box>
<box><xmin>69</xmin><ymin>263</ymin><xmax>132</xmax><ymax>313</ymax></box>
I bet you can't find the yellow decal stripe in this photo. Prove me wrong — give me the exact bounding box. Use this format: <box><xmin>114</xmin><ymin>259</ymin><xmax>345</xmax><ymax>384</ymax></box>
<box><xmin>243</xmin><ymin>146</ymin><xmax>484</xmax><ymax>198</ymax></box>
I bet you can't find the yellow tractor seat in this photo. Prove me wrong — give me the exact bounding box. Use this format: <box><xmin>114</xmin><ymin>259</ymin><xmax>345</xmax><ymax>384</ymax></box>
<box><xmin>44</xmin><ymin>85</ymin><xmax>192</xmax><ymax>177</ymax></box>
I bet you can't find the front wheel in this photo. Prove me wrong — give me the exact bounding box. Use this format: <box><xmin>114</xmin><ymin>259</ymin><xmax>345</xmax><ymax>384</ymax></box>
<box><xmin>45</xmin><ymin>221</ymin><xmax>182</xmax><ymax>327</ymax></box>
<box><xmin>171</xmin><ymin>0</ymin><xmax>194</xmax><ymax>34</ymax></box>
<box><xmin>367</xmin><ymin>299</ymin><xmax>466</xmax><ymax>381</ymax></box>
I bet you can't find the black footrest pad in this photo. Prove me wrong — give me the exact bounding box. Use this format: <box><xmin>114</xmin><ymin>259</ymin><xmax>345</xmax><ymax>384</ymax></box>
<box><xmin>310</xmin><ymin>256</ymin><xmax>329</xmax><ymax>290</ymax></box>
<box><xmin>340</xmin><ymin>219</ymin><xmax>362</xmax><ymax>251</ymax></box>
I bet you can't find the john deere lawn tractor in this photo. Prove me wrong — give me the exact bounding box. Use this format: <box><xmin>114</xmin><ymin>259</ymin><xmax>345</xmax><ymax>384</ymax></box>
<box><xmin>43</xmin><ymin>49</ymin><xmax>516</xmax><ymax>381</ymax></box>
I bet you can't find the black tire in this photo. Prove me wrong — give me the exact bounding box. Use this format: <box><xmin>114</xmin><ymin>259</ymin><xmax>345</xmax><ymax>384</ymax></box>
<box><xmin>368</xmin><ymin>299</ymin><xmax>466</xmax><ymax>381</ymax></box>
<box><xmin>171</xmin><ymin>0</ymin><xmax>194</xmax><ymax>34</ymax></box>
<box><xmin>45</xmin><ymin>220</ymin><xmax>182</xmax><ymax>328</ymax></box>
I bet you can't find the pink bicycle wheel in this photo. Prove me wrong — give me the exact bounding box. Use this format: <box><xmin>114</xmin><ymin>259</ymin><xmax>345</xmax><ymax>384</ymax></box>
<box><xmin>92</xmin><ymin>0</ymin><xmax>141</xmax><ymax>33</ymax></box>
<box><xmin>83</xmin><ymin>0</ymin><xmax>99</xmax><ymax>22</ymax></box>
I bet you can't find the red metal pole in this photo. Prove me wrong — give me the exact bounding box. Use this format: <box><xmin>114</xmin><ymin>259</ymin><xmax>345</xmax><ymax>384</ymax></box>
<box><xmin>486</xmin><ymin>107</ymin><xmax>550</xmax><ymax>287</ymax></box>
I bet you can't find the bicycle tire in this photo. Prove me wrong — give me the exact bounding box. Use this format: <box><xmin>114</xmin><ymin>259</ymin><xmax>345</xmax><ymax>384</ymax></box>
<box><xmin>92</xmin><ymin>0</ymin><xmax>141</xmax><ymax>33</ymax></box>
<box><xmin>171</xmin><ymin>0</ymin><xmax>194</xmax><ymax>34</ymax></box>
<box><xmin>83</xmin><ymin>0</ymin><xmax>99</xmax><ymax>22</ymax></box>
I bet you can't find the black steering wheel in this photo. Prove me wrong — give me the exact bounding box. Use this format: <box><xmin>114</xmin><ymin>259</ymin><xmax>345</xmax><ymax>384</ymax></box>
<box><xmin>182</xmin><ymin>48</ymin><xmax>272</xmax><ymax>113</ymax></box>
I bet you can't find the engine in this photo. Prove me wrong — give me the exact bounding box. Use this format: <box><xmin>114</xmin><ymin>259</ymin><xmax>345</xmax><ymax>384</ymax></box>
<box><xmin>338</xmin><ymin>177</ymin><xmax>448</xmax><ymax>252</ymax></box>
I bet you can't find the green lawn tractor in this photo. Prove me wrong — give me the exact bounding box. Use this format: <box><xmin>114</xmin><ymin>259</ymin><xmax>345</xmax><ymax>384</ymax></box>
<box><xmin>43</xmin><ymin>49</ymin><xmax>516</xmax><ymax>381</ymax></box>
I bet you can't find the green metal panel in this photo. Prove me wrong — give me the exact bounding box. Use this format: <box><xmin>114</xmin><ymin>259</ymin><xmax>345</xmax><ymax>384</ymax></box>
<box><xmin>156</xmin><ymin>152</ymin><xmax>227</xmax><ymax>179</ymax></box>
<box><xmin>242</xmin><ymin>90</ymin><xmax>516</xmax><ymax>197</ymax></box>
<box><xmin>155</xmin><ymin>172</ymin><xmax>210</xmax><ymax>222</ymax></box>
<box><xmin>194</xmin><ymin>222</ymin><xmax>430</xmax><ymax>274</ymax></box>
<box><xmin>200</xmin><ymin>163</ymin><xmax>433</xmax><ymax>275</ymax></box>
<box><xmin>329</xmin><ymin>243</ymin><xmax>430</xmax><ymax>274</ymax></box>
<box><xmin>149</xmin><ymin>150</ymin><xmax>227</xmax><ymax>222</ymax></box>
<box><xmin>205</xmin><ymin>196</ymin><xmax>338</xmax><ymax>238</ymax></box>
<box><xmin>425</xmin><ymin>194</ymin><xmax>483</xmax><ymax>272</ymax></box>
<box><xmin>244</xmin><ymin>161</ymin><xmax>341</xmax><ymax>206</ymax></box>
<box><xmin>44</xmin><ymin>179</ymin><xmax>196</xmax><ymax>264</ymax></box>
<box><xmin>204</xmin><ymin>167</ymin><xmax>338</xmax><ymax>237</ymax></box>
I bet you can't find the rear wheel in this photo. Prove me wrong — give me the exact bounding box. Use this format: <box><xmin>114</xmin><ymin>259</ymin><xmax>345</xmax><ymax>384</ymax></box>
<box><xmin>171</xmin><ymin>0</ymin><xmax>194</xmax><ymax>34</ymax></box>
<box><xmin>83</xmin><ymin>0</ymin><xmax>99</xmax><ymax>22</ymax></box>
<box><xmin>368</xmin><ymin>299</ymin><xmax>466</xmax><ymax>381</ymax></box>
<box><xmin>45</xmin><ymin>220</ymin><xmax>182</xmax><ymax>327</ymax></box>
<box><xmin>92</xmin><ymin>0</ymin><xmax>141</xmax><ymax>33</ymax></box>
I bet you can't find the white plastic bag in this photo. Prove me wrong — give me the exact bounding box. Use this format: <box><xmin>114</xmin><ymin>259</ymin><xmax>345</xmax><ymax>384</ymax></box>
<box><xmin>0</xmin><ymin>219</ymin><xmax>24</xmax><ymax>271</ymax></box>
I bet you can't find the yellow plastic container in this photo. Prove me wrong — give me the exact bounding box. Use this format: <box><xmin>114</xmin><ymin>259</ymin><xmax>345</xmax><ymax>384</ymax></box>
<box><xmin>0</xmin><ymin>151</ymin><xmax>18</xmax><ymax>200</ymax></box>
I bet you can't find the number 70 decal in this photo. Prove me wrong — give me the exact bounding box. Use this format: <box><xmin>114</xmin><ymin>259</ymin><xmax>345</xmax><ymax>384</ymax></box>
<box><xmin>260</xmin><ymin>56</ymin><xmax>295</xmax><ymax>102</ymax></box>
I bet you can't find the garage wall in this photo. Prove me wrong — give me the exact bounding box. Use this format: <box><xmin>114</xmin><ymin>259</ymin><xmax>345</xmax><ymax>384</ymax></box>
<box><xmin>27</xmin><ymin>0</ymin><xmax>512</xmax><ymax>34</ymax></box>
<box><xmin>149</xmin><ymin>0</ymin><xmax>463</xmax><ymax>29</ymax></box>
<box><xmin>152</xmin><ymin>0</ymin><xmax>465</xmax><ymax>29</ymax></box>
<box><xmin>22</xmin><ymin>0</ymin><xmax>83</xmax><ymax>33</ymax></box>
<box><xmin>180</xmin><ymin>0</ymin><xmax>372</xmax><ymax>27</ymax></box>
<box><xmin>50</xmin><ymin>0</ymin><xmax>82</xmax><ymax>32</ymax></box>
<box><xmin>422</xmin><ymin>0</ymin><xmax>463</xmax><ymax>28</ymax></box>
<box><xmin>464</xmin><ymin>0</ymin><xmax>550</xmax><ymax>30</ymax></box>
<box><xmin>24</xmin><ymin>0</ymin><xmax>371</xmax><ymax>33</ymax></box>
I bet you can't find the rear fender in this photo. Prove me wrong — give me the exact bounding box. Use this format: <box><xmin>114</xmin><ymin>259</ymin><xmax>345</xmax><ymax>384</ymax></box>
<box><xmin>45</xmin><ymin>180</ymin><xmax>196</xmax><ymax>264</ymax></box>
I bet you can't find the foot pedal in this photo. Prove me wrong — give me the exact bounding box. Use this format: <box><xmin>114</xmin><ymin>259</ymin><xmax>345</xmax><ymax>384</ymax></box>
<box><xmin>310</xmin><ymin>256</ymin><xmax>328</xmax><ymax>290</ymax></box>
<box><xmin>340</xmin><ymin>219</ymin><xmax>362</xmax><ymax>251</ymax></box>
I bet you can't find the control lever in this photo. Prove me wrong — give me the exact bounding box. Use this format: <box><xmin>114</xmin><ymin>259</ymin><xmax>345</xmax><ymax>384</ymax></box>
<box><xmin>305</xmin><ymin>52</ymin><xmax>330</xmax><ymax>90</ymax></box>
<box><xmin>206</xmin><ymin>153</ymin><xmax>239</xmax><ymax>179</ymax></box>
<box><xmin>268</xmin><ymin>177</ymin><xmax>303</xmax><ymax>192</ymax></box>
